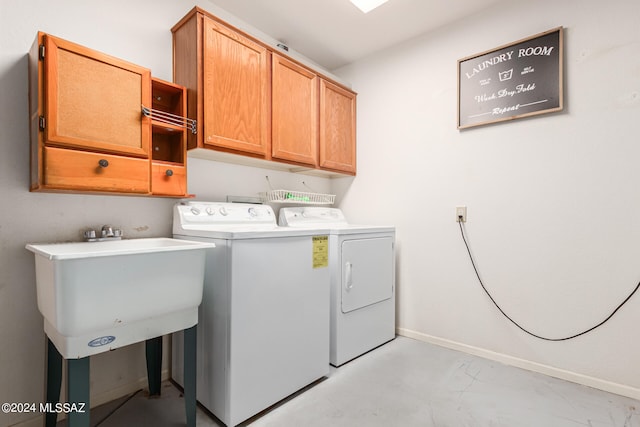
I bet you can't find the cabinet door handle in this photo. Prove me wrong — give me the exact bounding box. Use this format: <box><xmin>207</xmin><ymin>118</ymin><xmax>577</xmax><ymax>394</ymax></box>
<box><xmin>165</xmin><ymin>169</ymin><xmax>174</xmax><ymax>177</ymax></box>
<box><xmin>98</xmin><ymin>159</ymin><xmax>109</xmax><ymax>168</ymax></box>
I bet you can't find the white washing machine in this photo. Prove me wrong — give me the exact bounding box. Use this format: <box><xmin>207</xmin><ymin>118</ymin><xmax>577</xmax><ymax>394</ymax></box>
<box><xmin>172</xmin><ymin>202</ymin><xmax>330</xmax><ymax>426</ymax></box>
<box><xmin>279</xmin><ymin>207</ymin><xmax>395</xmax><ymax>366</ymax></box>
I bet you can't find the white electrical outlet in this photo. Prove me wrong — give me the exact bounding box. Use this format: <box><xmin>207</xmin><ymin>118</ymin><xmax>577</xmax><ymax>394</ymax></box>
<box><xmin>456</xmin><ymin>206</ymin><xmax>467</xmax><ymax>222</ymax></box>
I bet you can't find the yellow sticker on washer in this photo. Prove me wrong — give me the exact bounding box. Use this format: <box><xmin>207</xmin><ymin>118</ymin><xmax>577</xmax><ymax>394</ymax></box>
<box><xmin>312</xmin><ymin>235</ymin><xmax>329</xmax><ymax>269</ymax></box>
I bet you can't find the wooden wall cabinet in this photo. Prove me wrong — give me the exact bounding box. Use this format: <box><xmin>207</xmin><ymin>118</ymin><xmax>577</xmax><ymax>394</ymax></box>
<box><xmin>173</xmin><ymin>14</ymin><xmax>270</xmax><ymax>157</ymax></box>
<box><xmin>172</xmin><ymin>7</ymin><xmax>357</xmax><ymax>176</ymax></box>
<box><xmin>28</xmin><ymin>32</ymin><xmax>191</xmax><ymax>197</ymax></box>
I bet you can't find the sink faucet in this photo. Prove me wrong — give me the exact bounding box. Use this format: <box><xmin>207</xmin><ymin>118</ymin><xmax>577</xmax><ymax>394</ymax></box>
<box><xmin>102</xmin><ymin>225</ymin><xmax>114</xmax><ymax>238</ymax></box>
<box><xmin>84</xmin><ymin>225</ymin><xmax>123</xmax><ymax>242</ymax></box>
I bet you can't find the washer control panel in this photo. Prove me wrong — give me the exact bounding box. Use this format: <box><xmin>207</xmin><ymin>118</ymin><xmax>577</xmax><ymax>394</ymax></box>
<box><xmin>175</xmin><ymin>202</ymin><xmax>275</xmax><ymax>228</ymax></box>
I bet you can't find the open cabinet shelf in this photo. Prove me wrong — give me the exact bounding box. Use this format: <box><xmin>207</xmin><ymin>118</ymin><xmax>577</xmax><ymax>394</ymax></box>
<box><xmin>150</xmin><ymin>78</ymin><xmax>192</xmax><ymax>197</ymax></box>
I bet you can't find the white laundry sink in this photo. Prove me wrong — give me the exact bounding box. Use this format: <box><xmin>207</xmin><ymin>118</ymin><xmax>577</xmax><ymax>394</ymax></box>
<box><xmin>26</xmin><ymin>237</ymin><xmax>214</xmax><ymax>358</ymax></box>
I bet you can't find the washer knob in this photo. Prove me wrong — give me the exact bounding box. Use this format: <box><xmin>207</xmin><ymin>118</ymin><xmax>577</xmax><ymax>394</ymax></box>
<box><xmin>190</xmin><ymin>207</ymin><xmax>201</xmax><ymax>215</ymax></box>
<box><xmin>219</xmin><ymin>207</ymin><xmax>228</xmax><ymax>216</ymax></box>
<box><xmin>248</xmin><ymin>207</ymin><xmax>258</xmax><ymax>217</ymax></box>
<box><xmin>206</xmin><ymin>207</ymin><xmax>215</xmax><ymax>216</ymax></box>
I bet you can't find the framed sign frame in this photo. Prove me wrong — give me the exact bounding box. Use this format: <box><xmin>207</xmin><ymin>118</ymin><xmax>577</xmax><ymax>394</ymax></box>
<box><xmin>457</xmin><ymin>27</ymin><xmax>563</xmax><ymax>129</ymax></box>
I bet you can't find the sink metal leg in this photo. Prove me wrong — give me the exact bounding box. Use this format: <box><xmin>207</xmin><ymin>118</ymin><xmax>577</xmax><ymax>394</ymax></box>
<box><xmin>44</xmin><ymin>331</ymin><xmax>193</xmax><ymax>426</ymax></box>
<box><xmin>145</xmin><ymin>337</ymin><xmax>163</xmax><ymax>396</ymax></box>
<box><xmin>67</xmin><ymin>357</ymin><xmax>90</xmax><ymax>427</ymax></box>
<box><xmin>45</xmin><ymin>339</ymin><xmax>62</xmax><ymax>427</ymax></box>
<box><xmin>184</xmin><ymin>325</ymin><xmax>197</xmax><ymax>427</ymax></box>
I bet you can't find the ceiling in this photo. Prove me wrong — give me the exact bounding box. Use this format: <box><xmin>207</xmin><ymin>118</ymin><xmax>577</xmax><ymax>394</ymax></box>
<box><xmin>207</xmin><ymin>0</ymin><xmax>505</xmax><ymax>70</ymax></box>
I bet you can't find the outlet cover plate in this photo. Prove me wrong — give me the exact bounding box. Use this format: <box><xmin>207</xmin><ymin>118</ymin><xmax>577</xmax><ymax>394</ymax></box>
<box><xmin>456</xmin><ymin>206</ymin><xmax>467</xmax><ymax>222</ymax></box>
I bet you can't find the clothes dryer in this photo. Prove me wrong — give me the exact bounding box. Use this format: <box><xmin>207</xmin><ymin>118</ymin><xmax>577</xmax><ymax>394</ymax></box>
<box><xmin>172</xmin><ymin>202</ymin><xmax>330</xmax><ymax>426</ymax></box>
<box><xmin>279</xmin><ymin>207</ymin><xmax>395</xmax><ymax>366</ymax></box>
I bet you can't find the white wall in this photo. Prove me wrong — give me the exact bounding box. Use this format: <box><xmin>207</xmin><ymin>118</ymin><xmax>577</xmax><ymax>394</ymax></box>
<box><xmin>332</xmin><ymin>0</ymin><xmax>640</xmax><ymax>398</ymax></box>
<box><xmin>0</xmin><ymin>1</ymin><xmax>330</xmax><ymax>425</ymax></box>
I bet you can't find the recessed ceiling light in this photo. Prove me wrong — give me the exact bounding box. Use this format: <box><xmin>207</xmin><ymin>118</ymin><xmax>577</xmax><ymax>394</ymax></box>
<box><xmin>349</xmin><ymin>0</ymin><xmax>389</xmax><ymax>13</ymax></box>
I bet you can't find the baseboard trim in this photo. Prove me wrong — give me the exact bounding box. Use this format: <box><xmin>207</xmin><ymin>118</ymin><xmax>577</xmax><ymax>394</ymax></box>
<box><xmin>11</xmin><ymin>369</ymin><xmax>170</xmax><ymax>427</ymax></box>
<box><xmin>397</xmin><ymin>327</ymin><xmax>640</xmax><ymax>401</ymax></box>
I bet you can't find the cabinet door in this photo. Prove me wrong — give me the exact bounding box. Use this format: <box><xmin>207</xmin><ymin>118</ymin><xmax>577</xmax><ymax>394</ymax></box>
<box><xmin>271</xmin><ymin>54</ymin><xmax>318</xmax><ymax>167</ymax></box>
<box><xmin>43</xmin><ymin>34</ymin><xmax>151</xmax><ymax>158</ymax></box>
<box><xmin>319</xmin><ymin>80</ymin><xmax>356</xmax><ymax>174</ymax></box>
<box><xmin>202</xmin><ymin>17</ymin><xmax>269</xmax><ymax>156</ymax></box>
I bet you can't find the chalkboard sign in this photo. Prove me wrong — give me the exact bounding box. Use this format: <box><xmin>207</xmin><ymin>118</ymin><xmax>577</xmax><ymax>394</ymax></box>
<box><xmin>458</xmin><ymin>27</ymin><xmax>563</xmax><ymax>129</ymax></box>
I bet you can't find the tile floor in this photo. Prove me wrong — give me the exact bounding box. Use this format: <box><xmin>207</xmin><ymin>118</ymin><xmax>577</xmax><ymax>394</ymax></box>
<box><xmin>59</xmin><ymin>336</ymin><xmax>640</xmax><ymax>426</ymax></box>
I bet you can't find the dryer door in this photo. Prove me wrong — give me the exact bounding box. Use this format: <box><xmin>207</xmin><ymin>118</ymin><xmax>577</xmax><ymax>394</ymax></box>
<box><xmin>341</xmin><ymin>237</ymin><xmax>393</xmax><ymax>313</ymax></box>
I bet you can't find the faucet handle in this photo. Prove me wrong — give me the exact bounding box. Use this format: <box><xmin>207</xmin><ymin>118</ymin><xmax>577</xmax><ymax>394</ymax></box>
<box><xmin>101</xmin><ymin>225</ymin><xmax>114</xmax><ymax>238</ymax></box>
<box><xmin>84</xmin><ymin>229</ymin><xmax>97</xmax><ymax>240</ymax></box>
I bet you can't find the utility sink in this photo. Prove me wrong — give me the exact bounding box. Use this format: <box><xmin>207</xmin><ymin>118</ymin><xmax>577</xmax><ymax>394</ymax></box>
<box><xmin>26</xmin><ymin>237</ymin><xmax>214</xmax><ymax>358</ymax></box>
